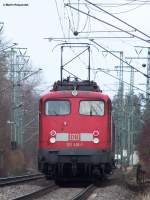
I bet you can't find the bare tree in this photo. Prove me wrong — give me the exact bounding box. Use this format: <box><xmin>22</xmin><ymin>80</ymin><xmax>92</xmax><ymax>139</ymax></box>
<box><xmin>0</xmin><ymin>32</ymin><xmax>41</xmax><ymax>175</ymax></box>
<box><xmin>0</xmin><ymin>34</ymin><xmax>11</xmax><ymax>175</ymax></box>
<box><xmin>138</xmin><ymin>100</ymin><xmax>150</xmax><ymax>176</ymax></box>
<box><xmin>22</xmin><ymin>83</ymin><xmax>39</xmax><ymax>169</ymax></box>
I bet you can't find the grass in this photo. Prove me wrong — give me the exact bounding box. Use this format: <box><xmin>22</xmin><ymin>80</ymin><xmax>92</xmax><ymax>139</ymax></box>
<box><xmin>122</xmin><ymin>165</ymin><xmax>150</xmax><ymax>200</ymax></box>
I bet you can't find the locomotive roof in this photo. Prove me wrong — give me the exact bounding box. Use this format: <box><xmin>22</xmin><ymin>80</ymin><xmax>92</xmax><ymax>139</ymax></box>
<box><xmin>40</xmin><ymin>79</ymin><xmax>110</xmax><ymax>101</ymax></box>
<box><xmin>52</xmin><ymin>79</ymin><xmax>101</xmax><ymax>92</ymax></box>
<box><xmin>40</xmin><ymin>90</ymin><xmax>110</xmax><ymax>101</ymax></box>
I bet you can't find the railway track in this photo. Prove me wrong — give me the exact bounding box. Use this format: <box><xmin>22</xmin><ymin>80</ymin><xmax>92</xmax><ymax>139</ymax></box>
<box><xmin>71</xmin><ymin>184</ymin><xmax>96</xmax><ymax>200</ymax></box>
<box><xmin>0</xmin><ymin>173</ymin><xmax>45</xmax><ymax>187</ymax></box>
<box><xmin>11</xmin><ymin>183</ymin><xmax>58</xmax><ymax>200</ymax></box>
<box><xmin>9</xmin><ymin>183</ymin><xmax>96</xmax><ymax>200</ymax></box>
<box><xmin>0</xmin><ymin>170</ymin><xmax>137</xmax><ymax>200</ymax></box>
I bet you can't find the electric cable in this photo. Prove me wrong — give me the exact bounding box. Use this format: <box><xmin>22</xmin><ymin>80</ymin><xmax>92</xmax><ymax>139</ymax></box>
<box><xmin>85</xmin><ymin>0</ymin><xmax>150</xmax><ymax>39</ymax></box>
<box><xmin>68</xmin><ymin>0</ymin><xmax>76</xmax><ymax>32</ymax></box>
<box><xmin>90</xmin><ymin>39</ymin><xmax>149</xmax><ymax>78</ymax></box>
<box><xmin>54</xmin><ymin>0</ymin><xmax>66</xmax><ymax>38</ymax></box>
<box><xmin>109</xmin><ymin>3</ymin><xmax>147</xmax><ymax>14</ymax></box>
<box><xmin>66</xmin><ymin>3</ymin><xmax>150</xmax><ymax>44</ymax></box>
<box><xmin>92</xmin><ymin>67</ymin><xmax>149</xmax><ymax>95</ymax></box>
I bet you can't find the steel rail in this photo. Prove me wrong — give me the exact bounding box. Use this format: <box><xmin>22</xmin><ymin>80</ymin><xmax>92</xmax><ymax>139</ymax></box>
<box><xmin>0</xmin><ymin>174</ymin><xmax>45</xmax><ymax>187</ymax></box>
<box><xmin>71</xmin><ymin>184</ymin><xmax>96</xmax><ymax>200</ymax></box>
<box><xmin>11</xmin><ymin>184</ymin><xmax>58</xmax><ymax>200</ymax></box>
<box><xmin>0</xmin><ymin>173</ymin><xmax>42</xmax><ymax>182</ymax></box>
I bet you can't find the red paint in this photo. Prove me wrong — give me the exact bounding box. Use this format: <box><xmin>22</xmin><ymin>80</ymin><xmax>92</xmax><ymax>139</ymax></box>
<box><xmin>39</xmin><ymin>91</ymin><xmax>113</xmax><ymax>151</ymax></box>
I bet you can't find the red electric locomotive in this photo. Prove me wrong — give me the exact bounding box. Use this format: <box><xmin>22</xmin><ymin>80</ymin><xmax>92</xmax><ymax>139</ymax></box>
<box><xmin>38</xmin><ymin>78</ymin><xmax>115</xmax><ymax>181</ymax></box>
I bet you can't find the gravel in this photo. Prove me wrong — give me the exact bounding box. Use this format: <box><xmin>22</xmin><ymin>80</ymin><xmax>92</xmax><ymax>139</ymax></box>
<box><xmin>0</xmin><ymin>169</ymin><xmax>141</xmax><ymax>200</ymax></box>
<box><xmin>0</xmin><ymin>182</ymin><xmax>137</xmax><ymax>200</ymax></box>
<box><xmin>36</xmin><ymin>188</ymin><xmax>82</xmax><ymax>200</ymax></box>
<box><xmin>87</xmin><ymin>185</ymin><xmax>135</xmax><ymax>200</ymax></box>
<box><xmin>0</xmin><ymin>183</ymin><xmax>42</xmax><ymax>200</ymax></box>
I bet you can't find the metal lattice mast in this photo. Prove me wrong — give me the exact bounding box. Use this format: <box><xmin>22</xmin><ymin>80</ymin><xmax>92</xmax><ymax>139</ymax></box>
<box><xmin>10</xmin><ymin>48</ymin><xmax>16</xmax><ymax>144</ymax></box>
<box><xmin>9</xmin><ymin>47</ymin><xmax>28</xmax><ymax>147</ymax></box>
<box><xmin>114</xmin><ymin>51</ymin><xmax>124</xmax><ymax>164</ymax></box>
<box><xmin>127</xmin><ymin>65</ymin><xmax>134</xmax><ymax>165</ymax></box>
<box><xmin>118</xmin><ymin>51</ymin><xmax>124</xmax><ymax>164</ymax></box>
<box><xmin>146</xmin><ymin>48</ymin><xmax>150</xmax><ymax>101</ymax></box>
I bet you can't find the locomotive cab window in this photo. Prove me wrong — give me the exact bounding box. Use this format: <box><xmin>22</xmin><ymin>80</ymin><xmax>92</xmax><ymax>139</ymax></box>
<box><xmin>79</xmin><ymin>100</ymin><xmax>104</xmax><ymax>116</ymax></box>
<box><xmin>45</xmin><ymin>100</ymin><xmax>70</xmax><ymax>115</ymax></box>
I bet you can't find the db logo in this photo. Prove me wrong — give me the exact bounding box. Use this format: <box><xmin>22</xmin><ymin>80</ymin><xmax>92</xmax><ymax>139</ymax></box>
<box><xmin>69</xmin><ymin>133</ymin><xmax>80</xmax><ymax>141</ymax></box>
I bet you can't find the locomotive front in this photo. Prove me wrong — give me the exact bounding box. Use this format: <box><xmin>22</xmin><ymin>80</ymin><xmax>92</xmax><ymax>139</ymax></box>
<box><xmin>38</xmin><ymin>80</ymin><xmax>114</xmax><ymax>181</ymax></box>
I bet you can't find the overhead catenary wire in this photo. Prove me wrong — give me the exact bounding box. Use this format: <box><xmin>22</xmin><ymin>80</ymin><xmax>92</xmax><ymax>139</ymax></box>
<box><xmin>80</xmin><ymin>9</ymin><xmax>90</xmax><ymax>33</ymax></box>
<box><xmin>68</xmin><ymin>1</ymin><xmax>150</xmax><ymax>7</ymax></box>
<box><xmin>78</xmin><ymin>30</ymin><xmax>136</xmax><ymax>33</ymax></box>
<box><xmin>65</xmin><ymin>5</ymin><xmax>75</xmax><ymax>34</ymax></box>
<box><xmin>87</xmin><ymin>1</ymin><xmax>148</xmax><ymax>14</ymax></box>
<box><xmin>92</xmin><ymin>67</ymin><xmax>149</xmax><ymax>96</ymax></box>
<box><xmin>65</xmin><ymin>3</ymin><xmax>150</xmax><ymax>44</ymax></box>
<box><xmin>99</xmin><ymin>0</ymin><xmax>140</xmax><ymax>7</ymax></box>
<box><xmin>90</xmin><ymin>39</ymin><xmax>149</xmax><ymax>78</ymax></box>
<box><xmin>54</xmin><ymin>0</ymin><xmax>66</xmax><ymax>38</ymax></box>
<box><xmin>101</xmin><ymin>0</ymin><xmax>138</xmax><ymax>7</ymax></box>
<box><xmin>85</xmin><ymin>0</ymin><xmax>150</xmax><ymax>39</ymax></box>
<box><xmin>45</xmin><ymin>35</ymin><xmax>134</xmax><ymax>41</ymax></box>
<box><xmin>88</xmin><ymin>3</ymin><xmax>148</xmax><ymax>15</ymax></box>
<box><xmin>124</xmin><ymin>0</ymin><xmax>150</xmax><ymax>1</ymax></box>
<box><xmin>107</xmin><ymin>3</ymin><xmax>147</xmax><ymax>14</ymax></box>
<box><xmin>65</xmin><ymin>2</ymin><xmax>91</xmax><ymax>35</ymax></box>
<box><xmin>50</xmin><ymin>59</ymin><xmax>148</xmax><ymax>96</ymax></box>
<box><xmin>76</xmin><ymin>0</ymin><xmax>80</xmax><ymax>31</ymax></box>
<box><xmin>68</xmin><ymin>0</ymin><xmax>76</xmax><ymax>32</ymax></box>
<box><xmin>87</xmin><ymin>3</ymin><xmax>146</xmax><ymax>16</ymax></box>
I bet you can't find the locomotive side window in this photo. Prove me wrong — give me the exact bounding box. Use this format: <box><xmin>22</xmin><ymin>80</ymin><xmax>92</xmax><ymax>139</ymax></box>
<box><xmin>45</xmin><ymin>100</ymin><xmax>70</xmax><ymax>115</ymax></box>
<box><xmin>79</xmin><ymin>100</ymin><xmax>104</xmax><ymax>116</ymax></box>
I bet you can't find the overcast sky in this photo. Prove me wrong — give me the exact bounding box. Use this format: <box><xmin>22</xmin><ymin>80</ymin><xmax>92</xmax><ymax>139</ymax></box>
<box><xmin>0</xmin><ymin>0</ymin><xmax>150</xmax><ymax>97</ymax></box>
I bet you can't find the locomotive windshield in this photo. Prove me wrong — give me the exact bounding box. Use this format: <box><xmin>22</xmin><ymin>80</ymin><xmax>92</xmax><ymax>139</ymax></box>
<box><xmin>45</xmin><ymin>100</ymin><xmax>70</xmax><ymax>115</ymax></box>
<box><xmin>79</xmin><ymin>100</ymin><xmax>104</xmax><ymax>116</ymax></box>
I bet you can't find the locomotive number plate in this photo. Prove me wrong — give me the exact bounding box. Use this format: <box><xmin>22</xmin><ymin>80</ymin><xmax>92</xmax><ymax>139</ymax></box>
<box><xmin>66</xmin><ymin>142</ymin><xmax>83</xmax><ymax>147</ymax></box>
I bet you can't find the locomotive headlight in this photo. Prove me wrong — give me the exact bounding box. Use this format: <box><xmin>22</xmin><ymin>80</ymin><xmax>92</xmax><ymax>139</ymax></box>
<box><xmin>93</xmin><ymin>130</ymin><xmax>99</xmax><ymax>137</ymax></box>
<box><xmin>93</xmin><ymin>137</ymin><xmax>99</xmax><ymax>144</ymax></box>
<box><xmin>49</xmin><ymin>137</ymin><xmax>56</xmax><ymax>144</ymax></box>
<box><xmin>50</xmin><ymin>130</ymin><xmax>56</xmax><ymax>136</ymax></box>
